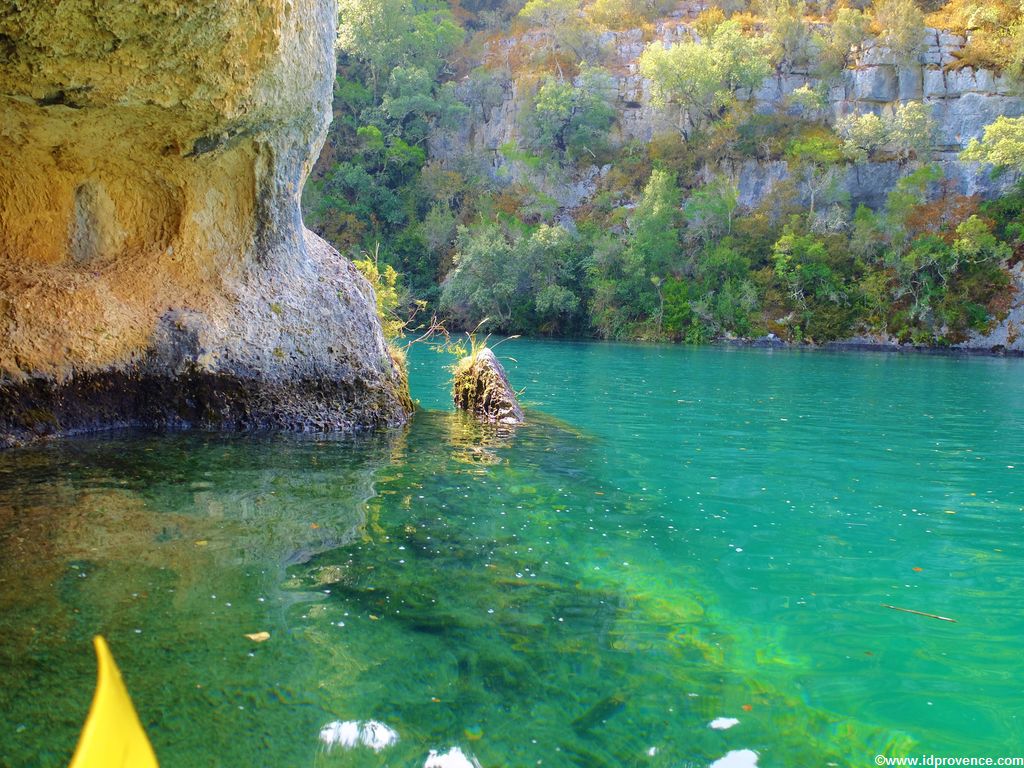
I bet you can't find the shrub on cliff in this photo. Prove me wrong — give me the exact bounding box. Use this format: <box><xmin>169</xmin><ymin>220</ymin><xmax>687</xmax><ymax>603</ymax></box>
<box><xmin>961</xmin><ymin>116</ymin><xmax>1024</xmax><ymax>172</ymax></box>
<box><xmin>522</xmin><ymin>64</ymin><xmax>617</xmax><ymax>163</ymax></box>
<box><xmin>638</xmin><ymin>20</ymin><xmax>772</xmax><ymax>137</ymax></box>
<box><xmin>872</xmin><ymin>0</ymin><xmax>926</xmax><ymax>62</ymax></box>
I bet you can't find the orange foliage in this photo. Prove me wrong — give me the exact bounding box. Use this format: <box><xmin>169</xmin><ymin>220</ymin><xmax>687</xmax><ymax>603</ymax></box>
<box><xmin>494</xmin><ymin>188</ymin><xmax>527</xmax><ymax>216</ymax></box>
<box><xmin>904</xmin><ymin>188</ymin><xmax>981</xmax><ymax>241</ymax></box>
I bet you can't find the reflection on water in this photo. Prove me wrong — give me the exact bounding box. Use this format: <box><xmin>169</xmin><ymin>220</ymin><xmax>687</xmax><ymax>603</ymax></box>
<box><xmin>2</xmin><ymin>341</ymin><xmax>1024</xmax><ymax>767</ymax></box>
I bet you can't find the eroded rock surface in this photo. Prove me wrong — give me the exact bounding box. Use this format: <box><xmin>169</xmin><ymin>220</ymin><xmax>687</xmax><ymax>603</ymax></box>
<box><xmin>0</xmin><ymin>0</ymin><xmax>411</xmax><ymax>445</ymax></box>
<box><xmin>452</xmin><ymin>348</ymin><xmax>524</xmax><ymax>425</ymax></box>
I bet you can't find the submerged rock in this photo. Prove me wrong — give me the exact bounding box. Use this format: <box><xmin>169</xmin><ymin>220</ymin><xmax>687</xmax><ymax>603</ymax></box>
<box><xmin>452</xmin><ymin>348</ymin><xmax>524</xmax><ymax>425</ymax></box>
<box><xmin>0</xmin><ymin>0</ymin><xmax>411</xmax><ymax>446</ymax></box>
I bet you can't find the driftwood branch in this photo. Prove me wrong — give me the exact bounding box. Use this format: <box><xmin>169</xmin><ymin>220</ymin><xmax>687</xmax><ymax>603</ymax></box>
<box><xmin>881</xmin><ymin>604</ymin><xmax>957</xmax><ymax>623</ymax></box>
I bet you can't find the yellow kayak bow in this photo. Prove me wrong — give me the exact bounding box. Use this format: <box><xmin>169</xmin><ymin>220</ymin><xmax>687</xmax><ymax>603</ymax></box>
<box><xmin>69</xmin><ymin>636</ymin><xmax>159</xmax><ymax>768</ymax></box>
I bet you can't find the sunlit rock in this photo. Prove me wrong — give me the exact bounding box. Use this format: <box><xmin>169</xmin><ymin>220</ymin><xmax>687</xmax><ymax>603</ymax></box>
<box><xmin>0</xmin><ymin>0</ymin><xmax>411</xmax><ymax>446</ymax></box>
<box><xmin>452</xmin><ymin>348</ymin><xmax>524</xmax><ymax>425</ymax></box>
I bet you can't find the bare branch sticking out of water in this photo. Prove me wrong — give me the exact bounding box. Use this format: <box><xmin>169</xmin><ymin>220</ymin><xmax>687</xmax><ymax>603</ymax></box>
<box><xmin>881</xmin><ymin>604</ymin><xmax>957</xmax><ymax>623</ymax></box>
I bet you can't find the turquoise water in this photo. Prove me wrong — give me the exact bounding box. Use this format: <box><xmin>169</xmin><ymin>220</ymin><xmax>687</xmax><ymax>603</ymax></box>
<box><xmin>2</xmin><ymin>342</ymin><xmax>1023</xmax><ymax>767</ymax></box>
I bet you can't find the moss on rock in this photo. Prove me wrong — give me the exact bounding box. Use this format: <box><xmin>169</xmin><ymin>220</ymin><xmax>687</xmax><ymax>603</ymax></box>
<box><xmin>452</xmin><ymin>348</ymin><xmax>524</xmax><ymax>425</ymax></box>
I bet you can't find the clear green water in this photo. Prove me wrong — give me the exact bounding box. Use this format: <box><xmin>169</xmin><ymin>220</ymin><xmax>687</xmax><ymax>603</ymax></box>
<box><xmin>2</xmin><ymin>342</ymin><xmax>1024</xmax><ymax>767</ymax></box>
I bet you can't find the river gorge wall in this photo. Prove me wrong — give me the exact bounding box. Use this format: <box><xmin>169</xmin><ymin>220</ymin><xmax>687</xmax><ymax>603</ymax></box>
<box><xmin>433</xmin><ymin>21</ymin><xmax>1024</xmax><ymax>208</ymax></box>
<box><xmin>0</xmin><ymin>0</ymin><xmax>412</xmax><ymax>446</ymax></box>
<box><xmin>430</xmin><ymin>14</ymin><xmax>1024</xmax><ymax>351</ymax></box>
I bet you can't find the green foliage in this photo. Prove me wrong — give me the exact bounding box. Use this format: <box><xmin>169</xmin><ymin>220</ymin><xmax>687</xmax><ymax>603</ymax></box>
<box><xmin>815</xmin><ymin>8</ymin><xmax>870</xmax><ymax>78</ymax></box>
<box><xmin>337</xmin><ymin>0</ymin><xmax>463</xmax><ymax>95</ymax></box>
<box><xmin>872</xmin><ymin>0</ymin><xmax>926</xmax><ymax>62</ymax></box>
<box><xmin>589</xmin><ymin>0</ymin><xmax>676</xmax><ymax>27</ymax></box>
<box><xmin>952</xmin><ymin>214</ymin><xmax>1013</xmax><ymax>266</ymax></box>
<box><xmin>628</xmin><ymin>170</ymin><xmax>683</xmax><ymax>277</ymax></box>
<box><xmin>684</xmin><ymin>176</ymin><xmax>739</xmax><ymax>247</ymax></box>
<box><xmin>838</xmin><ymin>102</ymin><xmax>936</xmax><ymax>163</ymax></box>
<box><xmin>442</xmin><ymin>221</ymin><xmax>589</xmax><ymax>334</ymax></box>
<box><xmin>961</xmin><ymin>116</ymin><xmax>1024</xmax><ymax>172</ymax></box>
<box><xmin>755</xmin><ymin>0</ymin><xmax>814</xmax><ymax>70</ymax></box>
<box><xmin>354</xmin><ymin>244</ymin><xmax>406</xmax><ymax>340</ymax></box>
<box><xmin>523</xmin><ymin>65</ymin><xmax>617</xmax><ymax>162</ymax></box>
<box><xmin>638</xmin><ymin>21</ymin><xmax>772</xmax><ymax>136</ymax></box>
<box><xmin>310</xmin><ymin>0</ymin><xmax>1017</xmax><ymax>351</ymax></box>
<box><xmin>837</xmin><ymin>112</ymin><xmax>888</xmax><ymax>162</ymax></box>
<box><xmin>888</xmin><ymin>102</ymin><xmax>937</xmax><ymax>162</ymax></box>
<box><xmin>787</xmin><ymin>84</ymin><xmax>827</xmax><ymax>114</ymax></box>
<box><xmin>885</xmin><ymin>163</ymin><xmax>943</xmax><ymax>242</ymax></box>
<box><xmin>772</xmin><ymin>229</ymin><xmax>845</xmax><ymax>305</ymax></box>
<box><xmin>517</xmin><ymin>0</ymin><xmax>597</xmax><ymax>75</ymax></box>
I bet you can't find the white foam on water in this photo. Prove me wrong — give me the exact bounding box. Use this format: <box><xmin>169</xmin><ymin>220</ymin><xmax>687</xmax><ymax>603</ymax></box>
<box><xmin>360</xmin><ymin>720</ymin><xmax>399</xmax><ymax>751</ymax></box>
<box><xmin>319</xmin><ymin>720</ymin><xmax>398</xmax><ymax>752</ymax></box>
<box><xmin>710</xmin><ymin>748</ymin><xmax>759</xmax><ymax>768</ymax></box>
<box><xmin>319</xmin><ymin>720</ymin><xmax>360</xmax><ymax>748</ymax></box>
<box><xmin>709</xmin><ymin>716</ymin><xmax>741</xmax><ymax>730</ymax></box>
<box><xmin>424</xmin><ymin>746</ymin><xmax>480</xmax><ymax>767</ymax></box>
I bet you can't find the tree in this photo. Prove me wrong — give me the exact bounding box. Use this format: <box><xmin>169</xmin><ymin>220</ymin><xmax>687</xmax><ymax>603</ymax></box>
<box><xmin>849</xmin><ymin>203</ymin><xmax>887</xmax><ymax>261</ymax></box>
<box><xmin>951</xmin><ymin>215</ymin><xmax>1012</xmax><ymax>267</ymax></box>
<box><xmin>755</xmin><ymin>0</ymin><xmax>813</xmax><ymax>71</ymax></box>
<box><xmin>638</xmin><ymin>20</ymin><xmax>772</xmax><ymax>137</ymax></box>
<box><xmin>337</xmin><ymin>0</ymin><xmax>463</xmax><ymax>96</ymax></box>
<box><xmin>786</xmin><ymin>132</ymin><xmax>846</xmax><ymax>217</ymax></box>
<box><xmin>383</xmin><ymin>66</ymin><xmax>468</xmax><ymax>139</ymax></box>
<box><xmin>517</xmin><ymin>0</ymin><xmax>593</xmax><ymax>78</ymax></box>
<box><xmin>683</xmin><ymin>176</ymin><xmax>739</xmax><ymax>247</ymax></box>
<box><xmin>872</xmin><ymin>0</ymin><xmax>925</xmax><ymax>63</ymax></box>
<box><xmin>888</xmin><ymin>101</ymin><xmax>935</xmax><ymax>163</ymax></box>
<box><xmin>884</xmin><ymin>163</ymin><xmax>943</xmax><ymax>246</ymax></box>
<box><xmin>837</xmin><ymin>102</ymin><xmax>935</xmax><ymax>164</ymax></box>
<box><xmin>961</xmin><ymin>116</ymin><xmax>1024</xmax><ymax>172</ymax></box>
<box><xmin>589</xmin><ymin>0</ymin><xmax>675</xmax><ymax>28</ymax></box>
<box><xmin>837</xmin><ymin>111</ymin><xmax>888</xmax><ymax>162</ymax></box>
<box><xmin>772</xmin><ymin>230</ymin><xmax>844</xmax><ymax>306</ymax></box>
<box><xmin>815</xmin><ymin>8</ymin><xmax>870</xmax><ymax>79</ymax></box>
<box><xmin>442</xmin><ymin>222</ymin><xmax>519</xmax><ymax>325</ymax></box>
<box><xmin>519</xmin><ymin>226</ymin><xmax>585</xmax><ymax>327</ymax></box>
<box><xmin>441</xmin><ymin>222</ymin><xmax>586</xmax><ymax>333</ymax></box>
<box><xmin>787</xmin><ymin>84</ymin><xmax>827</xmax><ymax>115</ymax></box>
<box><xmin>354</xmin><ymin>244</ymin><xmax>405</xmax><ymax>340</ymax></box>
<box><xmin>628</xmin><ymin>170</ymin><xmax>683</xmax><ymax>277</ymax></box>
<box><xmin>524</xmin><ymin>65</ymin><xmax>616</xmax><ymax>162</ymax></box>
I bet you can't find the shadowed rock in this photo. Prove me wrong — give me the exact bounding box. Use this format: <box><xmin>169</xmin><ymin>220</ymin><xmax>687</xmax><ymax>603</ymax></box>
<box><xmin>452</xmin><ymin>348</ymin><xmax>524</xmax><ymax>425</ymax></box>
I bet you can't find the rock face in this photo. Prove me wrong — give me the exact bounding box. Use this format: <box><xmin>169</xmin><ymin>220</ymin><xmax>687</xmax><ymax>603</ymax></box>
<box><xmin>452</xmin><ymin>348</ymin><xmax>524</xmax><ymax>425</ymax></box>
<box><xmin>432</xmin><ymin>24</ymin><xmax>1024</xmax><ymax>210</ymax></box>
<box><xmin>0</xmin><ymin>0</ymin><xmax>412</xmax><ymax>445</ymax></box>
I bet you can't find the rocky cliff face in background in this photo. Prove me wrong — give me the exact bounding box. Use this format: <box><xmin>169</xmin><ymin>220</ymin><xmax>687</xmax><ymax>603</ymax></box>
<box><xmin>0</xmin><ymin>0</ymin><xmax>412</xmax><ymax>446</ymax></box>
<box><xmin>434</xmin><ymin>22</ymin><xmax>1024</xmax><ymax>210</ymax></box>
<box><xmin>431</xmin><ymin>15</ymin><xmax>1024</xmax><ymax>352</ymax></box>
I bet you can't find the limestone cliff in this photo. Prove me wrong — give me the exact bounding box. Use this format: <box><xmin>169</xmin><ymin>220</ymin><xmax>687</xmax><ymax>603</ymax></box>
<box><xmin>433</xmin><ymin>22</ymin><xmax>1024</xmax><ymax>210</ymax></box>
<box><xmin>0</xmin><ymin>0</ymin><xmax>412</xmax><ymax>445</ymax></box>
